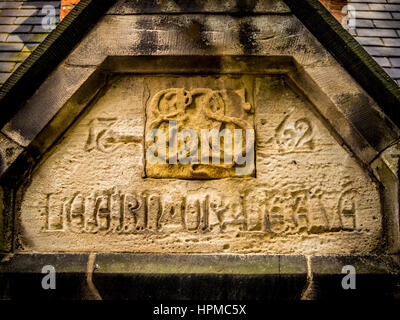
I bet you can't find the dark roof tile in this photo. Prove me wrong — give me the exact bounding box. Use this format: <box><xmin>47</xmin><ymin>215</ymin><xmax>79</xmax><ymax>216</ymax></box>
<box><xmin>0</xmin><ymin>0</ymin><xmax>59</xmax><ymax>85</ymax></box>
<box><xmin>349</xmin><ymin>0</ymin><xmax>400</xmax><ymax>84</ymax></box>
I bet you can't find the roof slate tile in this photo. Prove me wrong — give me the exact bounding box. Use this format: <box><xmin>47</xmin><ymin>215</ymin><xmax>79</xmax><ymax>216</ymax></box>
<box><xmin>355</xmin><ymin>36</ymin><xmax>384</xmax><ymax>45</ymax></box>
<box><xmin>373</xmin><ymin>19</ymin><xmax>400</xmax><ymax>28</ymax></box>
<box><xmin>384</xmin><ymin>67</ymin><xmax>400</xmax><ymax>78</ymax></box>
<box><xmin>390</xmin><ymin>57</ymin><xmax>400</xmax><ymax>65</ymax></box>
<box><xmin>349</xmin><ymin>0</ymin><xmax>400</xmax><ymax>84</ymax></box>
<box><xmin>382</xmin><ymin>37</ymin><xmax>400</xmax><ymax>46</ymax></box>
<box><xmin>0</xmin><ymin>3</ymin><xmax>23</xmax><ymax>10</ymax></box>
<box><xmin>365</xmin><ymin>45</ymin><xmax>400</xmax><ymax>56</ymax></box>
<box><xmin>0</xmin><ymin>0</ymin><xmax>59</xmax><ymax>85</ymax></box>
<box><xmin>374</xmin><ymin>56</ymin><xmax>392</xmax><ymax>66</ymax></box>
<box><xmin>0</xmin><ymin>61</ymin><xmax>15</xmax><ymax>72</ymax></box>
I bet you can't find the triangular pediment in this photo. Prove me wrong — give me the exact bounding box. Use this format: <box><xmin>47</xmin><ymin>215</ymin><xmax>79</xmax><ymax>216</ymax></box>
<box><xmin>0</xmin><ymin>0</ymin><xmax>399</xmax><ymax>255</ymax></box>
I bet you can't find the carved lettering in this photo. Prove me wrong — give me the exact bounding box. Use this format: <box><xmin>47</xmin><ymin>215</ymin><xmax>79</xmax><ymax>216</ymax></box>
<box><xmin>268</xmin><ymin>111</ymin><xmax>314</xmax><ymax>152</ymax></box>
<box><xmin>43</xmin><ymin>186</ymin><xmax>359</xmax><ymax>235</ymax></box>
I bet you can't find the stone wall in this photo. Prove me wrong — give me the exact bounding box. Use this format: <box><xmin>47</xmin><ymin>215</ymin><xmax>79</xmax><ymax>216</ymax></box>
<box><xmin>0</xmin><ymin>0</ymin><xmax>399</xmax><ymax>300</ymax></box>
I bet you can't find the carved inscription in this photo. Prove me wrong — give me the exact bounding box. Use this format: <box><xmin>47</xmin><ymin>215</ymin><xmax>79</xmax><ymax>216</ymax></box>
<box><xmin>267</xmin><ymin>110</ymin><xmax>315</xmax><ymax>152</ymax></box>
<box><xmin>85</xmin><ymin>118</ymin><xmax>143</xmax><ymax>153</ymax></box>
<box><xmin>42</xmin><ymin>186</ymin><xmax>358</xmax><ymax>235</ymax></box>
<box><xmin>145</xmin><ymin>87</ymin><xmax>255</xmax><ymax>178</ymax></box>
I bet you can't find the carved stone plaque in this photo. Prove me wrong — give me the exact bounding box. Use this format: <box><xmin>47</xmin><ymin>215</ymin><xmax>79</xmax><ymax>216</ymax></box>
<box><xmin>144</xmin><ymin>76</ymin><xmax>255</xmax><ymax>179</ymax></box>
<box><xmin>18</xmin><ymin>75</ymin><xmax>381</xmax><ymax>254</ymax></box>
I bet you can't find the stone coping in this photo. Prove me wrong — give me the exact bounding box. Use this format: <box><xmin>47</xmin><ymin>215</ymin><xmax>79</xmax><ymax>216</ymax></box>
<box><xmin>0</xmin><ymin>254</ymin><xmax>399</xmax><ymax>299</ymax></box>
<box><xmin>0</xmin><ymin>254</ymin><xmax>306</xmax><ymax>274</ymax></box>
<box><xmin>1</xmin><ymin>253</ymin><xmax>399</xmax><ymax>275</ymax></box>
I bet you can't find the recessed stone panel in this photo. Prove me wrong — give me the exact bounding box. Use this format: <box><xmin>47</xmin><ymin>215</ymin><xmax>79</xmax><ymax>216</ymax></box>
<box><xmin>144</xmin><ymin>76</ymin><xmax>255</xmax><ymax>179</ymax></box>
<box><xmin>18</xmin><ymin>74</ymin><xmax>382</xmax><ymax>254</ymax></box>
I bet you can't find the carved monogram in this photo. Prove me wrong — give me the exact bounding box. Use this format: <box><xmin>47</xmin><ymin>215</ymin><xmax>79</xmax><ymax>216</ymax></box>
<box><xmin>144</xmin><ymin>87</ymin><xmax>255</xmax><ymax>178</ymax></box>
